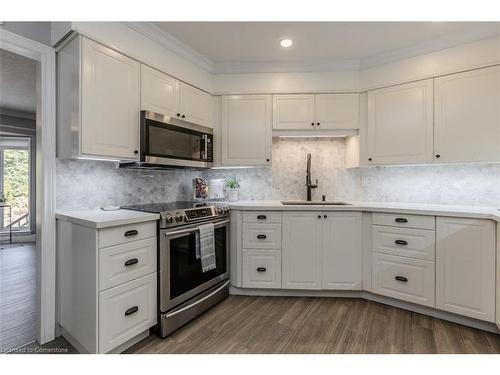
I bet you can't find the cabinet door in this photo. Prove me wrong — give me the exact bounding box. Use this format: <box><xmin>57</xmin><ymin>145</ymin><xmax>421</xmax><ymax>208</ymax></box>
<box><xmin>81</xmin><ymin>38</ymin><xmax>140</xmax><ymax>160</ymax></box>
<box><xmin>282</xmin><ymin>212</ymin><xmax>322</xmax><ymax>290</ymax></box>
<box><xmin>367</xmin><ymin>79</ymin><xmax>433</xmax><ymax>165</ymax></box>
<box><xmin>497</xmin><ymin>224</ymin><xmax>500</xmax><ymax>330</ymax></box>
<box><xmin>322</xmin><ymin>212</ymin><xmax>362</xmax><ymax>290</ymax></box>
<box><xmin>221</xmin><ymin>95</ymin><xmax>272</xmax><ymax>166</ymax></box>
<box><xmin>436</xmin><ymin>217</ymin><xmax>495</xmax><ymax>322</ymax></box>
<box><xmin>315</xmin><ymin>94</ymin><xmax>360</xmax><ymax>130</ymax></box>
<box><xmin>273</xmin><ymin>94</ymin><xmax>315</xmax><ymax>130</ymax></box>
<box><xmin>434</xmin><ymin>66</ymin><xmax>500</xmax><ymax>163</ymax></box>
<box><xmin>140</xmin><ymin>64</ymin><xmax>180</xmax><ymax>117</ymax></box>
<box><xmin>179</xmin><ymin>82</ymin><xmax>212</xmax><ymax>127</ymax></box>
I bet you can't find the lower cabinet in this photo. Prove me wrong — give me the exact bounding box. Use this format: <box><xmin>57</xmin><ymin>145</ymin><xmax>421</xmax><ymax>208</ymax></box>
<box><xmin>282</xmin><ymin>211</ymin><xmax>362</xmax><ymax>290</ymax></box>
<box><xmin>242</xmin><ymin>250</ymin><xmax>281</xmax><ymax>289</ymax></box>
<box><xmin>436</xmin><ymin>217</ymin><xmax>496</xmax><ymax>322</ymax></box>
<box><xmin>372</xmin><ymin>253</ymin><xmax>435</xmax><ymax>307</ymax></box>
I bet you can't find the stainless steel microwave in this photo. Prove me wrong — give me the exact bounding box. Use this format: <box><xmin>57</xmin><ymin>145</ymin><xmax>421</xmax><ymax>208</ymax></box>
<box><xmin>120</xmin><ymin>111</ymin><xmax>213</xmax><ymax>169</ymax></box>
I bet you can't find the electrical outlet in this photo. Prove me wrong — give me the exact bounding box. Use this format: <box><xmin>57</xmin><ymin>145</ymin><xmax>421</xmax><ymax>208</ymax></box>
<box><xmin>361</xmin><ymin>175</ymin><xmax>373</xmax><ymax>187</ymax></box>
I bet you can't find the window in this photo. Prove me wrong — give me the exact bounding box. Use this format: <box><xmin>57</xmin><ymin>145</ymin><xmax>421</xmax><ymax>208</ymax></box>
<box><xmin>0</xmin><ymin>136</ymin><xmax>31</xmax><ymax>232</ymax></box>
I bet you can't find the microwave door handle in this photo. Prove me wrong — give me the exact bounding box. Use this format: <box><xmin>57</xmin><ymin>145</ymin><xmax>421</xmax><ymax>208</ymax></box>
<box><xmin>202</xmin><ymin>134</ymin><xmax>208</xmax><ymax>160</ymax></box>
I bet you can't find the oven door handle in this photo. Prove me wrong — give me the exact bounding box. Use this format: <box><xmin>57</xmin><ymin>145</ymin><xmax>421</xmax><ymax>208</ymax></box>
<box><xmin>164</xmin><ymin>219</ymin><xmax>230</xmax><ymax>237</ymax></box>
<box><xmin>164</xmin><ymin>280</ymin><xmax>230</xmax><ymax>318</ymax></box>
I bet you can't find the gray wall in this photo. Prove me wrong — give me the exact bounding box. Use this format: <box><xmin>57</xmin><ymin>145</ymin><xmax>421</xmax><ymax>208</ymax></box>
<box><xmin>0</xmin><ymin>22</ymin><xmax>52</xmax><ymax>46</ymax></box>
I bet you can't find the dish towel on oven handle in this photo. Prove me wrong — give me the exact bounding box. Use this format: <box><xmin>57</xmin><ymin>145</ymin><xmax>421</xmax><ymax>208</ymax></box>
<box><xmin>196</xmin><ymin>223</ymin><xmax>216</xmax><ymax>272</ymax></box>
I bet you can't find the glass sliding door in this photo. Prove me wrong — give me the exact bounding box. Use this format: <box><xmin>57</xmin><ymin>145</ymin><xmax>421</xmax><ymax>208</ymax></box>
<box><xmin>0</xmin><ymin>136</ymin><xmax>31</xmax><ymax>232</ymax></box>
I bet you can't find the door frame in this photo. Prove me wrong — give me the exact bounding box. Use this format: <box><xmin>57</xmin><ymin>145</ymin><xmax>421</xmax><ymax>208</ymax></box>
<box><xmin>1</xmin><ymin>28</ymin><xmax>56</xmax><ymax>344</ymax></box>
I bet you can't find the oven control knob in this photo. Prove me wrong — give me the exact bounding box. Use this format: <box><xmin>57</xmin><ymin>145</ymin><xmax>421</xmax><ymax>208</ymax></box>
<box><xmin>175</xmin><ymin>212</ymin><xmax>183</xmax><ymax>222</ymax></box>
<box><xmin>165</xmin><ymin>214</ymin><xmax>173</xmax><ymax>223</ymax></box>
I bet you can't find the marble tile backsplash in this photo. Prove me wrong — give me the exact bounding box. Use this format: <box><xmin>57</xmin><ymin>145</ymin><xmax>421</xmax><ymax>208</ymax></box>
<box><xmin>56</xmin><ymin>138</ymin><xmax>500</xmax><ymax>211</ymax></box>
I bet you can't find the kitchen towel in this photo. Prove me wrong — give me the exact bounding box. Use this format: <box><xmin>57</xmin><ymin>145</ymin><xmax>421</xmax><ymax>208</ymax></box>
<box><xmin>196</xmin><ymin>223</ymin><xmax>216</xmax><ymax>272</ymax></box>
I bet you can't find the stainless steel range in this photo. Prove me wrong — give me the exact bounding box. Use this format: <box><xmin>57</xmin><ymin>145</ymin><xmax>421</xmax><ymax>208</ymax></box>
<box><xmin>122</xmin><ymin>201</ymin><xmax>230</xmax><ymax>337</ymax></box>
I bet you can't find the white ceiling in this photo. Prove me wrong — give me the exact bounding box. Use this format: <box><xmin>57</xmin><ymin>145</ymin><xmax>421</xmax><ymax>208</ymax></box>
<box><xmin>154</xmin><ymin>22</ymin><xmax>500</xmax><ymax>73</ymax></box>
<box><xmin>0</xmin><ymin>48</ymin><xmax>37</xmax><ymax>114</ymax></box>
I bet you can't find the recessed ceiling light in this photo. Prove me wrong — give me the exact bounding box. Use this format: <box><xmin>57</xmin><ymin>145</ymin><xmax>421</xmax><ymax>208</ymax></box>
<box><xmin>280</xmin><ymin>39</ymin><xmax>293</xmax><ymax>48</ymax></box>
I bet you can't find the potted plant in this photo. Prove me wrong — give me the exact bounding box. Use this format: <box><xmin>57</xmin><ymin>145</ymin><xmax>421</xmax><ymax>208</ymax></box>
<box><xmin>225</xmin><ymin>177</ymin><xmax>240</xmax><ymax>202</ymax></box>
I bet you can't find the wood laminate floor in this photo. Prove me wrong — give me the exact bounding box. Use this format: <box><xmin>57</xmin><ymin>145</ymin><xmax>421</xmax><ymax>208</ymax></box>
<box><xmin>15</xmin><ymin>295</ymin><xmax>500</xmax><ymax>354</ymax></box>
<box><xmin>125</xmin><ymin>295</ymin><xmax>500</xmax><ymax>354</ymax></box>
<box><xmin>0</xmin><ymin>243</ymin><xmax>37</xmax><ymax>353</ymax></box>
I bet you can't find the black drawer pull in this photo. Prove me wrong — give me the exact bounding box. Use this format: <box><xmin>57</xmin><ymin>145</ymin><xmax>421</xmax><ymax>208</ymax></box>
<box><xmin>395</xmin><ymin>276</ymin><xmax>408</xmax><ymax>282</ymax></box>
<box><xmin>124</xmin><ymin>230</ymin><xmax>138</xmax><ymax>237</ymax></box>
<box><xmin>257</xmin><ymin>215</ymin><xmax>267</xmax><ymax>220</ymax></box>
<box><xmin>257</xmin><ymin>234</ymin><xmax>267</xmax><ymax>239</ymax></box>
<box><xmin>395</xmin><ymin>240</ymin><xmax>408</xmax><ymax>246</ymax></box>
<box><xmin>124</xmin><ymin>258</ymin><xmax>139</xmax><ymax>267</ymax></box>
<box><xmin>256</xmin><ymin>267</ymin><xmax>266</xmax><ymax>272</ymax></box>
<box><xmin>124</xmin><ymin>306</ymin><xmax>139</xmax><ymax>316</ymax></box>
<box><xmin>395</xmin><ymin>218</ymin><xmax>408</xmax><ymax>223</ymax></box>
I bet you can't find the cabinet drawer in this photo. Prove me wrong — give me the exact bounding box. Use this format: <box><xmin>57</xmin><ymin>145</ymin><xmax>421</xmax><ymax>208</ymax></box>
<box><xmin>242</xmin><ymin>250</ymin><xmax>281</xmax><ymax>289</ymax></box>
<box><xmin>99</xmin><ymin>273</ymin><xmax>157</xmax><ymax>353</ymax></box>
<box><xmin>99</xmin><ymin>237</ymin><xmax>157</xmax><ymax>291</ymax></box>
<box><xmin>243</xmin><ymin>211</ymin><xmax>281</xmax><ymax>224</ymax></box>
<box><xmin>372</xmin><ymin>212</ymin><xmax>435</xmax><ymax>230</ymax></box>
<box><xmin>242</xmin><ymin>223</ymin><xmax>281</xmax><ymax>249</ymax></box>
<box><xmin>372</xmin><ymin>253</ymin><xmax>435</xmax><ymax>307</ymax></box>
<box><xmin>372</xmin><ymin>225</ymin><xmax>435</xmax><ymax>261</ymax></box>
<box><xmin>99</xmin><ymin>221</ymin><xmax>156</xmax><ymax>249</ymax></box>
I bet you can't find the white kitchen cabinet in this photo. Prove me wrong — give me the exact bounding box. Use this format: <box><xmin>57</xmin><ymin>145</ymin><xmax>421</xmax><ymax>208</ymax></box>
<box><xmin>282</xmin><ymin>212</ymin><xmax>323</xmax><ymax>290</ymax></box>
<box><xmin>272</xmin><ymin>93</ymin><xmax>359</xmax><ymax>131</ymax></box>
<box><xmin>273</xmin><ymin>94</ymin><xmax>315</xmax><ymax>130</ymax></box>
<box><xmin>322</xmin><ymin>212</ymin><xmax>362</xmax><ymax>290</ymax></box>
<box><xmin>434</xmin><ymin>66</ymin><xmax>500</xmax><ymax>163</ymax></box>
<box><xmin>221</xmin><ymin>95</ymin><xmax>272</xmax><ymax>166</ymax></box>
<box><xmin>140</xmin><ymin>64</ymin><xmax>180</xmax><ymax>118</ymax></box>
<box><xmin>366</xmin><ymin>79</ymin><xmax>434</xmax><ymax>165</ymax></box>
<box><xmin>242</xmin><ymin>250</ymin><xmax>282</xmax><ymax>289</ymax></box>
<box><xmin>315</xmin><ymin>94</ymin><xmax>360</xmax><ymax>130</ymax></box>
<box><xmin>179</xmin><ymin>82</ymin><xmax>212</xmax><ymax>127</ymax></box>
<box><xmin>282</xmin><ymin>211</ymin><xmax>362</xmax><ymax>290</ymax></box>
<box><xmin>497</xmin><ymin>223</ymin><xmax>500</xmax><ymax>330</ymax></box>
<box><xmin>436</xmin><ymin>217</ymin><xmax>496</xmax><ymax>322</ymax></box>
<box><xmin>57</xmin><ymin>35</ymin><xmax>140</xmax><ymax>160</ymax></box>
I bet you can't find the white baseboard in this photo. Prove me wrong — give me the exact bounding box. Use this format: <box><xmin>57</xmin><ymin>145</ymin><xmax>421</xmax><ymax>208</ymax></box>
<box><xmin>230</xmin><ymin>286</ymin><xmax>500</xmax><ymax>334</ymax></box>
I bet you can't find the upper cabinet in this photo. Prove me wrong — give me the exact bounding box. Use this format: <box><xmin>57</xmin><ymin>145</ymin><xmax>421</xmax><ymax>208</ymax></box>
<box><xmin>141</xmin><ymin>66</ymin><xmax>212</xmax><ymax>128</ymax></box>
<box><xmin>273</xmin><ymin>94</ymin><xmax>315</xmax><ymax>130</ymax></box>
<box><xmin>221</xmin><ymin>95</ymin><xmax>272</xmax><ymax>166</ymax></box>
<box><xmin>366</xmin><ymin>79</ymin><xmax>434</xmax><ymax>166</ymax></box>
<box><xmin>58</xmin><ymin>36</ymin><xmax>140</xmax><ymax>160</ymax></box>
<box><xmin>434</xmin><ymin>66</ymin><xmax>500</xmax><ymax>164</ymax></box>
<box><xmin>179</xmin><ymin>82</ymin><xmax>212</xmax><ymax>127</ymax></box>
<box><xmin>140</xmin><ymin>64</ymin><xmax>180</xmax><ymax>118</ymax></box>
<box><xmin>273</xmin><ymin>94</ymin><xmax>360</xmax><ymax>131</ymax></box>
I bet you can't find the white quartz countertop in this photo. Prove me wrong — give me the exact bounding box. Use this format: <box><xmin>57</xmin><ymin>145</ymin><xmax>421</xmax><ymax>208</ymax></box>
<box><xmin>56</xmin><ymin>209</ymin><xmax>160</xmax><ymax>229</ymax></box>
<box><xmin>228</xmin><ymin>200</ymin><xmax>500</xmax><ymax>222</ymax></box>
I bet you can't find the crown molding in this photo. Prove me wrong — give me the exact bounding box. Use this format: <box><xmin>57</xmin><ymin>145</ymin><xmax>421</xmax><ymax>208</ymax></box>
<box><xmin>360</xmin><ymin>23</ymin><xmax>500</xmax><ymax>69</ymax></box>
<box><xmin>123</xmin><ymin>22</ymin><xmax>215</xmax><ymax>73</ymax></box>
<box><xmin>213</xmin><ymin>59</ymin><xmax>360</xmax><ymax>74</ymax></box>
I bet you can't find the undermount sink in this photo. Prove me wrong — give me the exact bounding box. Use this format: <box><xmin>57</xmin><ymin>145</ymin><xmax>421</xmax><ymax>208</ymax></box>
<box><xmin>281</xmin><ymin>200</ymin><xmax>351</xmax><ymax>206</ymax></box>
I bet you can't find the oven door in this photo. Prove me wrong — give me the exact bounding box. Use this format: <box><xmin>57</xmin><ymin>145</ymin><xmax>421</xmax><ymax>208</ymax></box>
<box><xmin>141</xmin><ymin>111</ymin><xmax>213</xmax><ymax>168</ymax></box>
<box><xmin>159</xmin><ymin>219</ymin><xmax>229</xmax><ymax>312</ymax></box>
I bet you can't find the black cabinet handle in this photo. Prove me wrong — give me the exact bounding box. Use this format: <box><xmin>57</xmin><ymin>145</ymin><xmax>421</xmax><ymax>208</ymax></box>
<box><xmin>316</xmin><ymin>122</ymin><xmax>320</xmax><ymax>126</ymax></box>
<box><xmin>394</xmin><ymin>240</ymin><xmax>408</xmax><ymax>246</ymax></box>
<box><xmin>257</xmin><ymin>215</ymin><xmax>267</xmax><ymax>220</ymax></box>
<box><xmin>181</xmin><ymin>114</ymin><xmax>186</xmax><ymax>118</ymax></box>
<box><xmin>124</xmin><ymin>258</ymin><xmax>139</xmax><ymax>267</ymax></box>
<box><xmin>257</xmin><ymin>234</ymin><xmax>267</xmax><ymax>239</ymax></box>
<box><xmin>176</xmin><ymin>113</ymin><xmax>181</xmax><ymax>117</ymax></box>
<box><xmin>256</xmin><ymin>267</ymin><xmax>266</xmax><ymax>272</ymax></box>
<box><xmin>395</xmin><ymin>276</ymin><xmax>408</xmax><ymax>282</ymax></box>
<box><xmin>124</xmin><ymin>306</ymin><xmax>139</xmax><ymax>316</ymax></box>
<box><xmin>318</xmin><ymin>215</ymin><xmax>322</xmax><ymax>219</ymax></box>
<box><xmin>124</xmin><ymin>230</ymin><xmax>138</xmax><ymax>237</ymax></box>
<box><xmin>323</xmin><ymin>215</ymin><xmax>328</xmax><ymax>218</ymax></box>
<box><xmin>311</xmin><ymin>122</ymin><xmax>315</xmax><ymax>126</ymax></box>
<box><xmin>266</xmin><ymin>158</ymin><xmax>270</xmax><ymax>162</ymax></box>
<box><xmin>395</xmin><ymin>218</ymin><xmax>408</xmax><ymax>223</ymax></box>
<box><xmin>368</xmin><ymin>158</ymin><xmax>372</xmax><ymax>161</ymax></box>
<box><xmin>133</xmin><ymin>150</ymin><xmax>138</xmax><ymax>154</ymax></box>
<box><xmin>435</xmin><ymin>154</ymin><xmax>441</xmax><ymax>158</ymax></box>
